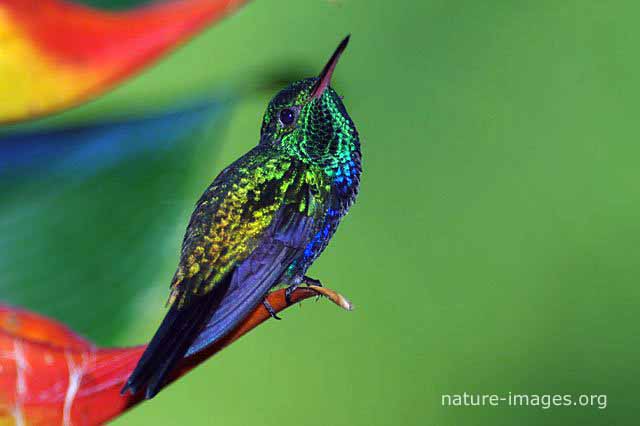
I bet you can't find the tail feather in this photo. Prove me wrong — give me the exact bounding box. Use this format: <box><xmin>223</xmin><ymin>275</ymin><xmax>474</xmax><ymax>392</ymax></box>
<box><xmin>121</xmin><ymin>276</ymin><xmax>231</xmax><ymax>398</ymax></box>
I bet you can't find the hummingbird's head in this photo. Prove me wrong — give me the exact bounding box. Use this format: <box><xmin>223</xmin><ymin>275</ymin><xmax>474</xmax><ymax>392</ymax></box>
<box><xmin>260</xmin><ymin>36</ymin><xmax>359</xmax><ymax>172</ymax></box>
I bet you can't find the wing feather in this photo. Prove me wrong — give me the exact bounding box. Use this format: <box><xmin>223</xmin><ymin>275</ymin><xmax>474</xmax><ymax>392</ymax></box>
<box><xmin>185</xmin><ymin>201</ymin><xmax>319</xmax><ymax>356</ymax></box>
<box><xmin>169</xmin><ymin>146</ymin><xmax>297</xmax><ymax>306</ymax></box>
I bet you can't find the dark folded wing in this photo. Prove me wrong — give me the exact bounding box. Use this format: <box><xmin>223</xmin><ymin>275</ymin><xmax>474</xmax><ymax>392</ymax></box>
<box><xmin>169</xmin><ymin>148</ymin><xmax>298</xmax><ymax>306</ymax></box>
<box><xmin>185</xmin><ymin>201</ymin><xmax>318</xmax><ymax>356</ymax></box>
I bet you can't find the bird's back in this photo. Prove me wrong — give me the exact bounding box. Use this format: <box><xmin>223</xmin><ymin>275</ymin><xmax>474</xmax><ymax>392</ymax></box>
<box><xmin>169</xmin><ymin>145</ymin><xmax>299</xmax><ymax>306</ymax></box>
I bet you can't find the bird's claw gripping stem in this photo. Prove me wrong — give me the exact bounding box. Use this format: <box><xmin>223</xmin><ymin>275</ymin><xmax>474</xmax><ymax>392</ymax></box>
<box><xmin>284</xmin><ymin>285</ymin><xmax>298</xmax><ymax>305</ymax></box>
<box><xmin>283</xmin><ymin>278</ymin><xmax>352</xmax><ymax>312</ymax></box>
<box><xmin>263</xmin><ymin>299</ymin><xmax>282</xmax><ymax>320</ymax></box>
<box><xmin>303</xmin><ymin>276</ymin><xmax>323</xmax><ymax>287</ymax></box>
<box><xmin>284</xmin><ymin>277</ymin><xmax>322</xmax><ymax>305</ymax></box>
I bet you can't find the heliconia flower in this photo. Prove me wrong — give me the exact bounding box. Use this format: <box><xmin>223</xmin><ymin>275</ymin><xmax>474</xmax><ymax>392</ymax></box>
<box><xmin>0</xmin><ymin>0</ymin><xmax>248</xmax><ymax>124</ymax></box>
<box><xmin>0</xmin><ymin>286</ymin><xmax>350</xmax><ymax>425</ymax></box>
<box><xmin>0</xmin><ymin>95</ymin><xmax>231</xmax><ymax>337</ymax></box>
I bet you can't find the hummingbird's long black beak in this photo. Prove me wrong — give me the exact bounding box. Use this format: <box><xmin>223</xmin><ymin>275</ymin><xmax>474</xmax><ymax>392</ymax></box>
<box><xmin>310</xmin><ymin>35</ymin><xmax>350</xmax><ymax>100</ymax></box>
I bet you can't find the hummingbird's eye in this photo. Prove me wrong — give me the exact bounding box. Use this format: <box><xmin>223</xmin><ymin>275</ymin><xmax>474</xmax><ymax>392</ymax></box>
<box><xmin>279</xmin><ymin>108</ymin><xmax>296</xmax><ymax>126</ymax></box>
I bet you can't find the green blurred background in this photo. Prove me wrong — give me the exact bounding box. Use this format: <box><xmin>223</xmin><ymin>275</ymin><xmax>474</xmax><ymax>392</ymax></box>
<box><xmin>4</xmin><ymin>0</ymin><xmax>640</xmax><ymax>425</ymax></box>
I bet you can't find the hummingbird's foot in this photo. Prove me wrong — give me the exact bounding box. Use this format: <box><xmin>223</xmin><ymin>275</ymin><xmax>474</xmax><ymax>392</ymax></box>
<box><xmin>284</xmin><ymin>285</ymin><xmax>299</xmax><ymax>305</ymax></box>
<box><xmin>303</xmin><ymin>276</ymin><xmax>322</xmax><ymax>287</ymax></box>
<box><xmin>263</xmin><ymin>299</ymin><xmax>282</xmax><ymax>320</ymax></box>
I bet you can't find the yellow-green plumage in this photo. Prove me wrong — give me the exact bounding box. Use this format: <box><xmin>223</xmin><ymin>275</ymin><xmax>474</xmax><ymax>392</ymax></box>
<box><xmin>170</xmin><ymin>148</ymin><xmax>332</xmax><ymax>306</ymax></box>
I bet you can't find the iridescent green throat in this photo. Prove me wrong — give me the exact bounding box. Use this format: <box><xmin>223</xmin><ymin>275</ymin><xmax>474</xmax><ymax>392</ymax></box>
<box><xmin>259</xmin><ymin>78</ymin><xmax>360</xmax><ymax>177</ymax></box>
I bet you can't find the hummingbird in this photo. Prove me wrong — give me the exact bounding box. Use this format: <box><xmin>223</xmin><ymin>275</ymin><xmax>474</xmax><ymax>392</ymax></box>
<box><xmin>122</xmin><ymin>35</ymin><xmax>361</xmax><ymax>399</ymax></box>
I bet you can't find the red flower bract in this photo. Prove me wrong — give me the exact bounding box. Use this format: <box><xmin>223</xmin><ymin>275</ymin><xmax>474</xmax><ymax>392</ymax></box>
<box><xmin>0</xmin><ymin>287</ymin><xmax>325</xmax><ymax>425</ymax></box>
<box><xmin>0</xmin><ymin>0</ymin><xmax>249</xmax><ymax>124</ymax></box>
